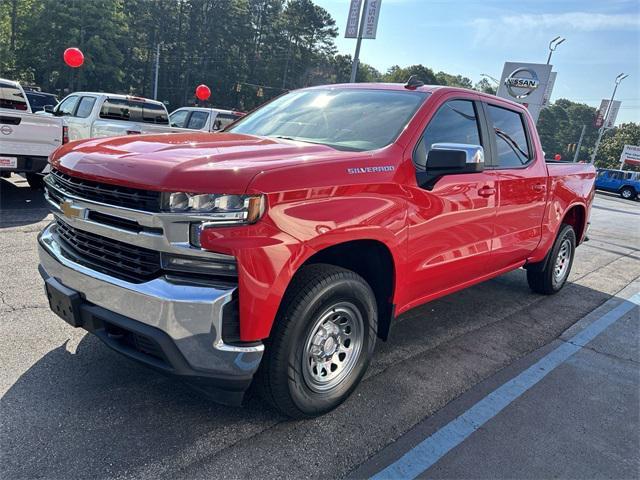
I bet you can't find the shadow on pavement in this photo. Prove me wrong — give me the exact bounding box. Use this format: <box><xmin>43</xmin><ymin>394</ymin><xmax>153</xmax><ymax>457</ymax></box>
<box><xmin>0</xmin><ymin>177</ymin><xmax>51</xmax><ymax>228</ymax></box>
<box><xmin>0</xmin><ymin>277</ymin><xmax>619</xmax><ymax>479</ymax></box>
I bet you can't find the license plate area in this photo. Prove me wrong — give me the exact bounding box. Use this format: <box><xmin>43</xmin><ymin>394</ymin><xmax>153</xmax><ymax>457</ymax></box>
<box><xmin>45</xmin><ymin>277</ymin><xmax>83</xmax><ymax>327</ymax></box>
<box><xmin>0</xmin><ymin>156</ymin><xmax>18</xmax><ymax>169</ymax></box>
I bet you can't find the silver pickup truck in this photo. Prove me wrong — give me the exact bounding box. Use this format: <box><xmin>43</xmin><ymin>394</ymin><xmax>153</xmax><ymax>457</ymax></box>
<box><xmin>0</xmin><ymin>78</ymin><xmax>64</xmax><ymax>188</ymax></box>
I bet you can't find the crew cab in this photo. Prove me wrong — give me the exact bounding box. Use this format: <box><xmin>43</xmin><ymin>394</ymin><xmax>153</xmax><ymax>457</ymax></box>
<box><xmin>44</xmin><ymin>92</ymin><xmax>182</xmax><ymax>141</ymax></box>
<box><xmin>169</xmin><ymin>107</ymin><xmax>244</xmax><ymax>132</ymax></box>
<box><xmin>0</xmin><ymin>78</ymin><xmax>64</xmax><ymax>188</ymax></box>
<box><xmin>38</xmin><ymin>83</ymin><xmax>595</xmax><ymax>418</ymax></box>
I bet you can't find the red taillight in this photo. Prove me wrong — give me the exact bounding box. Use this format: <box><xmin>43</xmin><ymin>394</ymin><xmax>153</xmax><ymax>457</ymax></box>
<box><xmin>62</xmin><ymin>126</ymin><xmax>69</xmax><ymax>144</ymax></box>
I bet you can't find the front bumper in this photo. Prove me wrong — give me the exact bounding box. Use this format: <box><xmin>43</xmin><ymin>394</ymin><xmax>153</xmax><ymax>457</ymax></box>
<box><xmin>38</xmin><ymin>223</ymin><xmax>263</xmax><ymax>405</ymax></box>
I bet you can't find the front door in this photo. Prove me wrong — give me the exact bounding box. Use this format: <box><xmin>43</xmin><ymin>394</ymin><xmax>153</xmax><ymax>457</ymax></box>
<box><xmin>404</xmin><ymin>98</ymin><xmax>498</xmax><ymax>308</ymax></box>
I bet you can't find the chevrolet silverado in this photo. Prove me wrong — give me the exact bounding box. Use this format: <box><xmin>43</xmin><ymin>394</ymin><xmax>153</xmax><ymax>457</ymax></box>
<box><xmin>38</xmin><ymin>82</ymin><xmax>596</xmax><ymax>418</ymax></box>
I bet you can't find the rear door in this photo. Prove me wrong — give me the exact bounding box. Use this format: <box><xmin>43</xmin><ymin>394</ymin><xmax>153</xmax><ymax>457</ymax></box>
<box><xmin>405</xmin><ymin>96</ymin><xmax>498</xmax><ymax>304</ymax></box>
<box><xmin>482</xmin><ymin>102</ymin><xmax>548</xmax><ymax>270</ymax></box>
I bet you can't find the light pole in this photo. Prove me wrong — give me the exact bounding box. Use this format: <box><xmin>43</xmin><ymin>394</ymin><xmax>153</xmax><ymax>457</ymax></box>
<box><xmin>480</xmin><ymin>73</ymin><xmax>499</xmax><ymax>85</ymax></box>
<box><xmin>590</xmin><ymin>73</ymin><xmax>628</xmax><ymax>164</ymax></box>
<box><xmin>546</xmin><ymin>36</ymin><xmax>565</xmax><ymax>64</ymax></box>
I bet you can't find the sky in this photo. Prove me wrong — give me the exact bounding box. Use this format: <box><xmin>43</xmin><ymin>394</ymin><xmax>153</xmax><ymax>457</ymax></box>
<box><xmin>317</xmin><ymin>0</ymin><xmax>640</xmax><ymax>125</ymax></box>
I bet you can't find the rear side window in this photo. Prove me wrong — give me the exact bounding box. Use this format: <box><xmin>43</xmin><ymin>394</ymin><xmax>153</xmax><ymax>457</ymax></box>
<box><xmin>187</xmin><ymin>111</ymin><xmax>209</xmax><ymax>130</ymax></box>
<box><xmin>100</xmin><ymin>98</ymin><xmax>169</xmax><ymax>124</ymax></box>
<box><xmin>0</xmin><ymin>82</ymin><xmax>28</xmax><ymax>110</ymax></box>
<box><xmin>75</xmin><ymin>96</ymin><xmax>96</xmax><ymax>118</ymax></box>
<box><xmin>486</xmin><ymin>105</ymin><xmax>531</xmax><ymax>168</ymax></box>
<box><xmin>414</xmin><ymin>100</ymin><xmax>482</xmax><ymax>171</ymax></box>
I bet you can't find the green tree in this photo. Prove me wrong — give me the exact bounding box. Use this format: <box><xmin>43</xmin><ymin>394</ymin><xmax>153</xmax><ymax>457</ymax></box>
<box><xmin>596</xmin><ymin>123</ymin><xmax>640</xmax><ymax>170</ymax></box>
<box><xmin>473</xmin><ymin>78</ymin><xmax>496</xmax><ymax>95</ymax></box>
<box><xmin>382</xmin><ymin>64</ymin><xmax>438</xmax><ymax>85</ymax></box>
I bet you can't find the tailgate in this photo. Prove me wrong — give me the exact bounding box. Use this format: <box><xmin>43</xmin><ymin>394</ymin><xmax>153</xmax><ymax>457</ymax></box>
<box><xmin>0</xmin><ymin>112</ymin><xmax>63</xmax><ymax>157</ymax></box>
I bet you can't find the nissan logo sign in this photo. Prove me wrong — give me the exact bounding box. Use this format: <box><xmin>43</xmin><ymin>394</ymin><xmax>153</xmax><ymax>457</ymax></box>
<box><xmin>504</xmin><ymin>67</ymin><xmax>540</xmax><ymax>99</ymax></box>
<box><xmin>0</xmin><ymin>125</ymin><xmax>13</xmax><ymax>135</ymax></box>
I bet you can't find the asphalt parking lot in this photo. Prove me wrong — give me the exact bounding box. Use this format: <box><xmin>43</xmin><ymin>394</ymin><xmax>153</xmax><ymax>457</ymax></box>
<box><xmin>1</xmin><ymin>176</ymin><xmax>639</xmax><ymax>479</ymax></box>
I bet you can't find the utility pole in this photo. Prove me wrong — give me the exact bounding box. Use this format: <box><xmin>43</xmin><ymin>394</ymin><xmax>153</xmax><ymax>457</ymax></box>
<box><xmin>153</xmin><ymin>43</ymin><xmax>161</xmax><ymax>100</ymax></box>
<box><xmin>590</xmin><ymin>73</ymin><xmax>628</xmax><ymax>164</ymax></box>
<box><xmin>349</xmin><ymin>1</ymin><xmax>368</xmax><ymax>83</ymax></box>
<box><xmin>546</xmin><ymin>36</ymin><xmax>565</xmax><ymax>64</ymax></box>
<box><xmin>573</xmin><ymin>125</ymin><xmax>586</xmax><ymax>162</ymax></box>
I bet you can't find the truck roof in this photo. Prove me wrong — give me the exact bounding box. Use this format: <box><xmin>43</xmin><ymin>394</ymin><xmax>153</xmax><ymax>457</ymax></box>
<box><xmin>302</xmin><ymin>83</ymin><xmax>526</xmax><ymax>111</ymax></box>
<box><xmin>67</xmin><ymin>92</ymin><xmax>166</xmax><ymax>106</ymax></box>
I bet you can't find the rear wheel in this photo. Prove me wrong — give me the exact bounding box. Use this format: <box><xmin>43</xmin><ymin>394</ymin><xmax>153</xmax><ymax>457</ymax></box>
<box><xmin>527</xmin><ymin>224</ymin><xmax>576</xmax><ymax>295</ymax></box>
<box><xmin>620</xmin><ymin>187</ymin><xmax>635</xmax><ymax>200</ymax></box>
<box><xmin>257</xmin><ymin>264</ymin><xmax>377</xmax><ymax>418</ymax></box>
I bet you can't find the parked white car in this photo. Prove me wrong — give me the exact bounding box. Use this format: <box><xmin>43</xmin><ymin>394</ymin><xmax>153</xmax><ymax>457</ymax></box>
<box><xmin>0</xmin><ymin>78</ymin><xmax>64</xmax><ymax>188</ymax></box>
<box><xmin>169</xmin><ymin>107</ymin><xmax>244</xmax><ymax>132</ymax></box>
<box><xmin>45</xmin><ymin>92</ymin><xmax>183</xmax><ymax>141</ymax></box>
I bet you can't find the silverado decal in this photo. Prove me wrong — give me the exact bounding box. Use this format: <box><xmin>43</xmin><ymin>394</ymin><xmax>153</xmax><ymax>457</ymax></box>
<box><xmin>347</xmin><ymin>166</ymin><xmax>395</xmax><ymax>174</ymax></box>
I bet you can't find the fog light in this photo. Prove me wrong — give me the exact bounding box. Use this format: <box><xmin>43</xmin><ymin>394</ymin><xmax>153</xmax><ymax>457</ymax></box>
<box><xmin>161</xmin><ymin>253</ymin><xmax>237</xmax><ymax>276</ymax></box>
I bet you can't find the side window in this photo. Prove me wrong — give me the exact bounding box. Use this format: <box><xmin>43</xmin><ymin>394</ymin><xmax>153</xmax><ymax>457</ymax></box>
<box><xmin>486</xmin><ymin>105</ymin><xmax>531</xmax><ymax>168</ymax></box>
<box><xmin>0</xmin><ymin>82</ymin><xmax>28</xmax><ymax>111</ymax></box>
<box><xmin>57</xmin><ymin>95</ymin><xmax>79</xmax><ymax>116</ymax></box>
<box><xmin>170</xmin><ymin>110</ymin><xmax>189</xmax><ymax>128</ymax></box>
<box><xmin>187</xmin><ymin>111</ymin><xmax>209</xmax><ymax>130</ymax></box>
<box><xmin>75</xmin><ymin>96</ymin><xmax>96</xmax><ymax>118</ymax></box>
<box><xmin>414</xmin><ymin>100</ymin><xmax>481</xmax><ymax>171</ymax></box>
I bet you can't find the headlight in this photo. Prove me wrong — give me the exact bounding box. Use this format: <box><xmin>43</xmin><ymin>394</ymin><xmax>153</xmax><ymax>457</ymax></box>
<box><xmin>164</xmin><ymin>193</ymin><xmax>265</xmax><ymax>223</ymax></box>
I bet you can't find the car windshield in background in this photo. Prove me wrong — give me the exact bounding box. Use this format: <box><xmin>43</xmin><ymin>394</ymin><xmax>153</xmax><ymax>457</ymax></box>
<box><xmin>25</xmin><ymin>92</ymin><xmax>58</xmax><ymax>112</ymax></box>
<box><xmin>228</xmin><ymin>88</ymin><xmax>428</xmax><ymax>151</ymax></box>
<box><xmin>99</xmin><ymin>98</ymin><xmax>169</xmax><ymax>124</ymax></box>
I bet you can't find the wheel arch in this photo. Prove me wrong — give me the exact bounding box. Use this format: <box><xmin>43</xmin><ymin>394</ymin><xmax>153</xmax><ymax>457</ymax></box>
<box><xmin>561</xmin><ymin>203</ymin><xmax>587</xmax><ymax>243</ymax></box>
<box><xmin>285</xmin><ymin>239</ymin><xmax>397</xmax><ymax>341</ymax></box>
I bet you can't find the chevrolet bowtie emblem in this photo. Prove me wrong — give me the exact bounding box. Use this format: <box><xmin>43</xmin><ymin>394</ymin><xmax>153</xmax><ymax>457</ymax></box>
<box><xmin>60</xmin><ymin>200</ymin><xmax>86</xmax><ymax>220</ymax></box>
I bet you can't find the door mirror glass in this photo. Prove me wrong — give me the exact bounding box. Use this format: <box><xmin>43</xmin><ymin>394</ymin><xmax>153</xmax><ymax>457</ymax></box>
<box><xmin>420</xmin><ymin>143</ymin><xmax>484</xmax><ymax>188</ymax></box>
<box><xmin>43</xmin><ymin>105</ymin><xmax>55</xmax><ymax>114</ymax></box>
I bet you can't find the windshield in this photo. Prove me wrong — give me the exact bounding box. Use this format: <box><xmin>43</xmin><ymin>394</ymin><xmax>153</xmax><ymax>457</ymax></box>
<box><xmin>228</xmin><ymin>88</ymin><xmax>428</xmax><ymax>151</ymax></box>
<box><xmin>26</xmin><ymin>92</ymin><xmax>58</xmax><ymax>111</ymax></box>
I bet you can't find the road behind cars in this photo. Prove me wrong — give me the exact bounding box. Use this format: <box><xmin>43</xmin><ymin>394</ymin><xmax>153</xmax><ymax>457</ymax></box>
<box><xmin>1</xmin><ymin>179</ymin><xmax>639</xmax><ymax>479</ymax></box>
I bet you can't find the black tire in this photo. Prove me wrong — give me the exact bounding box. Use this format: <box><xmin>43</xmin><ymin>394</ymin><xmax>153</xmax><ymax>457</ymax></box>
<box><xmin>26</xmin><ymin>173</ymin><xmax>44</xmax><ymax>190</ymax></box>
<box><xmin>256</xmin><ymin>264</ymin><xmax>377</xmax><ymax>418</ymax></box>
<box><xmin>620</xmin><ymin>187</ymin><xmax>636</xmax><ymax>200</ymax></box>
<box><xmin>527</xmin><ymin>224</ymin><xmax>576</xmax><ymax>295</ymax></box>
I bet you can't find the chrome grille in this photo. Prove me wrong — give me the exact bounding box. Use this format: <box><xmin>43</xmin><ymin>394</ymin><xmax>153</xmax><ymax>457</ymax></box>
<box><xmin>48</xmin><ymin>168</ymin><xmax>161</xmax><ymax>212</ymax></box>
<box><xmin>54</xmin><ymin>218</ymin><xmax>161</xmax><ymax>283</ymax></box>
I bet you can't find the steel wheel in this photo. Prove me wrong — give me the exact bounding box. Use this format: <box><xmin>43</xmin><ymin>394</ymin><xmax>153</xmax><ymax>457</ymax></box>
<box><xmin>302</xmin><ymin>301</ymin><xmax>364</xmax><ymax>393</ymax></box>
<box><xmin>553</xmin><ymin>238</ymin><xmax>572</xmax><ymax>285</ymax></box>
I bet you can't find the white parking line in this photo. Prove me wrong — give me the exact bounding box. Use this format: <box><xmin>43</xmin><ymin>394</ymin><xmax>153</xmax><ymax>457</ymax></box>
<box><xmin>371</xmin><ymin>293</ymin><xmax>640</xmax><ymax>480</ymax></box>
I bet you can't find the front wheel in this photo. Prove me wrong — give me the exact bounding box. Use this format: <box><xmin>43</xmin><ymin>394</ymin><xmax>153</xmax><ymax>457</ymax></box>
<box><xmin>527</xmin><ymin>224</ymin><xmax>576</xmax><ymax>295</ymax></box>
<box><xmin>256</xmin><ymin>264</ymin><xmax>377</xmax><ymax>418</ymax></box>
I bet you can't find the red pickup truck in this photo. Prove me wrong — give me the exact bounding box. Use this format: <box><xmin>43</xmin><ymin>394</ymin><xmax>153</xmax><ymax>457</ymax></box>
<box><xmin>38</xmin><ymin>82</ymin><xmax>595</xmax><ymax>418</ymax></box>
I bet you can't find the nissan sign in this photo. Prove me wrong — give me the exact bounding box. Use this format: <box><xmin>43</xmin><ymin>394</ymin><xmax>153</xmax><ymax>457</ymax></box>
<box><xmin>504</xmin><ymin>68</ymin><xmax>540</xmax><ymax>98</ymax></box>
<box><xmin>496</xmin><ymin>62</ymin><xmax>552</xmax><ymax>122</ymax></box>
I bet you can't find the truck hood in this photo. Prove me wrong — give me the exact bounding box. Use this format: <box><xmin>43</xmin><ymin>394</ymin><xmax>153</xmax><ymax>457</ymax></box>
<box><xmin>51</xmin><ymin>132</ymin><xmax>351</xmax><ymax>193</ymax></box>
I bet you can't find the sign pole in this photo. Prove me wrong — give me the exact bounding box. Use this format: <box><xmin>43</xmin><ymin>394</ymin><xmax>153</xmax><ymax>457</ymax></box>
<box><xmin>573</xmin><ymin>125</ymin><xmax>586</xmax><ymax>162</ymax></box>
<box><xmin>591</xmin><ymin>73</ymin><xmax>628</xmax><ymax>164</ymax></box>
<box><xmin>350</xmin><ymin>2</ymin><xmax>367</xmax><ymax>83</ymax></box>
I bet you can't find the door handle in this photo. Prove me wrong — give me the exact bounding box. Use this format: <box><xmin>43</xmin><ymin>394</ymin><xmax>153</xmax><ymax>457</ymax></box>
<box><xmin>532</xmin><ymin>183</ymin><xmax>546</xmax><ymax>192</ymax></box>
<box><xmin>478</xmin><ymin>186</ymin><xmax>496</xmax><ymax>197</ymax></box>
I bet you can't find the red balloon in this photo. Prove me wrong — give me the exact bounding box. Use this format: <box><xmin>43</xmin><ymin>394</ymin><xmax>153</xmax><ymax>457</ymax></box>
<box><xmin>195</xmin><ymin>84</ymin><xmax>211</xmax><ymax>101</ymax></box>
<box><xmin>63</xmin><ymin>47</ymin><xmax>84</xmax><ymax>68</ymax></box>
<box><xmin>554</xmin><ymin>154</ymin><xmax>562</xmax><ymax>161</ymax></box>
